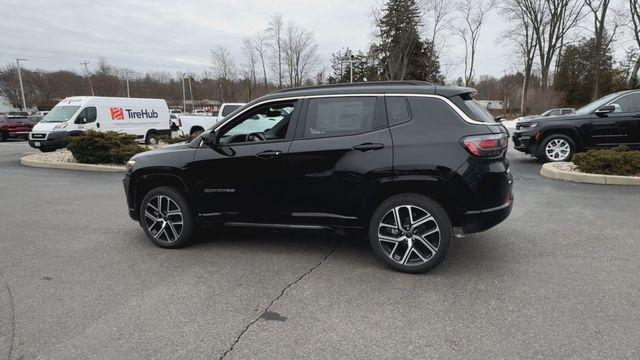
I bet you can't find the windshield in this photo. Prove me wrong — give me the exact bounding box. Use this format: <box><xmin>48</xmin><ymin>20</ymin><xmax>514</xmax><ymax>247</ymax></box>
<box><xmin>575</xmin><ymin>93</ymin><xmax>620</xmax><ymax>115</ymax></box>
<box><xmin>42</xmin><ymin>106</ymin><xmax>80</xmax><ymax>123</ymax></box>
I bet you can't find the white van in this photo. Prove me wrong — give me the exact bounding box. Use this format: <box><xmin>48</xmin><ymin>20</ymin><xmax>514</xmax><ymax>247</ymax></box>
<box><xmin>29</xmin><ymin>97</ymin><xmax>171</xmax><ymax>152</ymax></box>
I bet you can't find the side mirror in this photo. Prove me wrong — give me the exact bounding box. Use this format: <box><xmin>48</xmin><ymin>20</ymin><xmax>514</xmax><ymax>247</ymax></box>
<box><xmin>75</xmin><ymin>116</ymin><xmax>86</xmax><ymax>124</ymax></box>
<box><xmin>494</xmin><ymin>116</ymin><xmax>503</xmax><ymax>122</ymax></box>
<box><xmin>201</xmin><ymin>130</ymin><xmax>218</xmax><ymax>146</ymax></box>
<box><xmin>595</xmin><ymin>105</ymin><xmax>615</xmax><ymax>116</ymax></box>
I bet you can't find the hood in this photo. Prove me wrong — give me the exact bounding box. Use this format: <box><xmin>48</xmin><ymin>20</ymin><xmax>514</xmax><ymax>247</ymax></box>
<box><xmin>131</xmin><ymin>142</ymin><xmax>191</xmax><ymax>159</ymax></box>
<box><xmin>515</xmin><ymin>115</ymin><xmax>538</xmax><ymax>122</ymax></box>
<box><xmin>32</xmin><ymin>121</ymin><xmax>67</xmax><ymax>132</ymax></box>
<box><xmin>524</xmin><ymin>113</ymin><xmax>585</xmax><ymax>124</ymax></box>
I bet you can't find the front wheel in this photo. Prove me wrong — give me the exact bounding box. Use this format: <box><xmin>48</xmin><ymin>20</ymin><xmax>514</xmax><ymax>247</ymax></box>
<box><xmin>539</xmin><ymin>134</ymin><xmax>575</xmax><ymax>162</ymax></box>
<box><xmin>369</xmin><ymin>194</ymin><xmax>452</xmax><ymax>274</ymax></box>
<box><xmin>140</xmin><ymin>186</ymin><xmax>195</xmax><ymax>248</ymax></box>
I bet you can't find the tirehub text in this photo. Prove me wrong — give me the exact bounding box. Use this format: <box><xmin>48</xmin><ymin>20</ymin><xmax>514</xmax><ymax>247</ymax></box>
<box><xmin>125</xmin><ymin>109</ymin><xmax>159</xmax><ymax>119</ymax></box>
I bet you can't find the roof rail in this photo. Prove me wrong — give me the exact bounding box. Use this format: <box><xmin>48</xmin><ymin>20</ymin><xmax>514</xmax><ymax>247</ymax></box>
<box><xmin>273</xmin><ymin>80</ymin><xmax>435</xmax><ymax>93</ymax></box>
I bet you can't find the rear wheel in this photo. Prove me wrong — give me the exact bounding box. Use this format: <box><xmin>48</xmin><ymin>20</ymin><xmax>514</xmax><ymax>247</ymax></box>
<box><xmin>140</xmin><ymin>186</ymin><xmax>194</xmax><ymax>248</ymax></box>
<box><xmin>369</xmin><ymin>194</ymin><xmax>452</xmax><ymax>274</ymax></box>
<box><xmin>539</xmin><ymin>134</ymin><xmax>575</xmax><ymax>162</ymax></box>
<box><xmin>190</xmin><ymin>127</ymin><xmax>204</xmax><ymax>136</ymax></box>
<box><xmin>145</xmin><ymin>131</ymin><xmax>159</xmax><ymax>145</ymax></box>
<box><xmin>39</xmin><ymin>147</ymin><xmax>56</xmax><ymax>153</ymax></box>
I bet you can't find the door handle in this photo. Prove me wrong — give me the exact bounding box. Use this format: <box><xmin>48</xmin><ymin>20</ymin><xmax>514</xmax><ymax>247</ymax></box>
<box><xmin>256</xmin><ymin>150</ymin><xmax>282</xmax><ymax>159</ymax></box>
<box><xmin>353</xmin><ymin>143</ymin><xmax>384</xmax><ymax>152</ymax></box>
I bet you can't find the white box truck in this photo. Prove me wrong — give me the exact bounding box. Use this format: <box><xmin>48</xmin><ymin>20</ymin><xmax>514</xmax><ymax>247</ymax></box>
<box><xmin>28</xmin><ymin>97</ymin><xmax>171</xmax><ymax>152</ymax></box>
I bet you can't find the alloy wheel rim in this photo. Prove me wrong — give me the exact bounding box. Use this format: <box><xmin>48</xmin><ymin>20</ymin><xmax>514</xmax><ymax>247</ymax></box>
<box><xmin>545</xmin><ymin>139</ymin><xmax>571</xmax><ymax>161</ymax></box>
<box><xmin>144</xmin><ymin>195</ymin><xmax>184</xmax><ymax>243</ymax></box>
<box><xmin>378</xmin><ymin>205</ymin><xmax>440</xmax><ymax>266</ymax></box>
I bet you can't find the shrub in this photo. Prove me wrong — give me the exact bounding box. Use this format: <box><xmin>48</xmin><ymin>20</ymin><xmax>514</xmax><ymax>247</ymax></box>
<box><xmin>573</xmin><ymin>146</ymin><xmax>640</xmax><ymax>176</ymax></box>
<box><xmin>157</xmin><ymin>134</ymin><xmax>195</xmax><ymax>144</ymax></box>
<box><xmin>67</xmin><ymin>130</ymin><xmax>145</xmax><ymax>164</ymax></box>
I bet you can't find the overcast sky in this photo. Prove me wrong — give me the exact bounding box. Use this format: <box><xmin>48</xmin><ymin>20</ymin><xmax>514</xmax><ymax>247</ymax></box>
<box><xmin>1</xmin><ymin>0</ymin><xmax>529</xmax><ymax>81</ymax></box>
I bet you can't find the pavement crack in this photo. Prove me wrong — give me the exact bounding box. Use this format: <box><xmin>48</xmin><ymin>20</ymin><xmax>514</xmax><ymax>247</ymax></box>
<box><xmin>218</xmin><ymin>242</ymin><xmax>339</xmax><ymax>360</ymax></box>
<box><xmin>0</xmin><ymin>270</ymin><xmax>15</xmax><ymax>360</ymax></box>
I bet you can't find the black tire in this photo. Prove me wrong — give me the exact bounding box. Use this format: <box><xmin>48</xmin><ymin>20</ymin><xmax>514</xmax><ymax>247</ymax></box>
<box><xmin>539</xmin><ymin>134</ymin><xmax>575</xmax><ymax>163</ymax></box>
<box><xmin>145</xmin><ymin>131</ymin><xmax>158</xmax><ymax>145</ymax></box>
<box><xmin>39</xmin><ymin>147</ymin><xmax>56</xmax><ymax>153</ymax></box>
<box><xmin>0</xmin><ymin>131</ymin><xmax>6</xmax><ymax>142</ymax></box>
<box><xmin>139</xmin><ymin>186</ymin><xmax>195</xmax><ymax>248</ymax></box>
<box><xmin>190</xmin><ymin>127</ymin><xmax>204</xmax><ymax>136</ymax></box>
<box><xmin>369</xmin><ymin>194</ymin><xmax>452</xmax><ymax>274</ymax></box>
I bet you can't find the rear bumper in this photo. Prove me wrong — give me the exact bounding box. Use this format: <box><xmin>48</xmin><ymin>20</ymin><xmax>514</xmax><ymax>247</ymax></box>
<box><xmin>461</xmin><ymin>195</ymin><xmax>513</xmax><ymax>234</ymax></box>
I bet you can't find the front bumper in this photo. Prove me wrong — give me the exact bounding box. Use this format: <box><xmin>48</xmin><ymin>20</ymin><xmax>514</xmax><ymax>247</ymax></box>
<box><xmin>123</xmin><ymin>175</ymin><xmax>138</xmax><ymax>221</ymax></box>
<box><xmin>511</xmin><ymin>129</ymin><xmax>538</xmax><ymax>154</ymax></box>
<box><xmin>28</xmin><ymin>131</ymin><xmax>69</xmax><ymax>149</ymax></box>
<box><xmin>461</xmin><ymin>194</ymin><xmax>513</xmax><ymax>234</ymax></box>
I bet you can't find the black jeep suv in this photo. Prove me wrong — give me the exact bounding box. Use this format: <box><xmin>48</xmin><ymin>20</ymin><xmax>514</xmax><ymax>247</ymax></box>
<box><xmin>513</xmin><ymin>90</ymin><xmax>640</xmax><ymax>162</ymax></box>
<box><xmin>123</xmin><ymin>82</ymin><xmax>513</xmax><ymax>273</ymax></box>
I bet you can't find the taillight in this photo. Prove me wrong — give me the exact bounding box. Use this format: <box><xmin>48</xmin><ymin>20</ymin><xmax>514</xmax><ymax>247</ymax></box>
<box><xmin>462</xmin><ymin>134</ymin><xmax>508</xmax><ymax>158</ymax></box>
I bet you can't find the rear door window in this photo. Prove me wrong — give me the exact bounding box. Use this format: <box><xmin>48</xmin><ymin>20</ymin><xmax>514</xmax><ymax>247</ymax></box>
<box><xmin>303</xmin><ymin>97</ymin><xmax>378</xmax><ymax>138</ymax></box>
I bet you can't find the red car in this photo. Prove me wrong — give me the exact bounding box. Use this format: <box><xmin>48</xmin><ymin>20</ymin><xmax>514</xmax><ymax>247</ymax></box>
<box><xmin>0</xmin><ymin>114</ymin><xmax>34</xmax><ymax>141</ymax></box>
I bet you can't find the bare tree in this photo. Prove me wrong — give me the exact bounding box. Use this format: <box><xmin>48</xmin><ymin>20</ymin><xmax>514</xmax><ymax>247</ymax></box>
<box><xmin>627</xmin><ymin>0</ymin><xmax>640</xmax><ymax>87</ymax></box>
<box><xmin>211</xmin><ymin>45</ymin><xmax>236</xmax><ymax>102</ymax></box>
<box><xmin>282</xmin><ymin>23</ymin><xmax>319</xmax><ymax>87</ymax></box>
<box><xmin>267</xmin><ymin>13</ymin><xmax>285</xmax><ymax>88</ymax></box>
<box><xmin>456</xmin><ymin>0</ymin><xmax>495</xmax><ymax>86</ymax></box>
<box><xmin>242</xmin><ymin>37</ymin><xmax>258</xmax><ymax>91</ymax></box>
<box><xmin>503</xmin><ymin>0</ymin><xmax>539</xmax><ymax>115</ymax></box>
<box><xmin>585</xmin><ymin>0</ymin><xmax>620</xmax><ymax>99</ymax></box>
<box><xmin>253</xmin><ymin>32</ymin><xmax>270</xmax><ymax>92</ymax></box>
<box><xmin>520</xmin><ymin>0</ymin><xmax>585</xmax><ymax>88</ymax></box>
<box><xmin>423</xmin><ymin>0</ymin><xmax>455</xmax><ymax>51</ymax></box>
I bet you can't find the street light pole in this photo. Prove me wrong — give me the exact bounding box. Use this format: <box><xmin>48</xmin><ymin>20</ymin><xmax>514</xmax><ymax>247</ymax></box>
<box><xmin>350</xmin><ymin>54</ymin><xmax>354</xmax><ymax>83</ymax></box>
<box><xmin>186</xmin><ymin>76</ymin><xmax>193</xmax><ymax>112</ymax></box>
<box><xmin>16</xmin><ymin>58</ymin><xmax>27</xmax><ymax>110</ymax></box>
<box><xmin>126</xmin><ymin>76</ymin><xmax>130</xmax><ymax>98</ymax></box>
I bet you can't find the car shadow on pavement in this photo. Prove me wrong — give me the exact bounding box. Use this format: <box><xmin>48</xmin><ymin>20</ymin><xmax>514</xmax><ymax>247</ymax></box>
<box><xmin>174</xmin><ymin>226</ymin><xmax>505</xmax><ymax>276</ymax></box>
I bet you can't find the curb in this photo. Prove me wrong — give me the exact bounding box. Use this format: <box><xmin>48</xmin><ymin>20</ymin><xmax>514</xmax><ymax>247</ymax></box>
<box><xmin>20</xmin><ymin>154</ymin><xmax>126</xmax><ymax>172</ymax></box>
<box><xmin>540</xmin><ymin>162</ymin><xmax>640</xmax><ymax>186</ymax></box>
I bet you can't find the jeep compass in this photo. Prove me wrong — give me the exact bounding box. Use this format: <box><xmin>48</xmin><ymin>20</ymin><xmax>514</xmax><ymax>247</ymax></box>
<box><xmin>123</xmin><ymin>82</ymin><xmax>513</xmax><ymax>273</ymax></box>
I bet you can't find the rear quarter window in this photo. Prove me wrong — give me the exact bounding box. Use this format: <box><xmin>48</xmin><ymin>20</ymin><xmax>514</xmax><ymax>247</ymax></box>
<box><xmin>405</xmin><ymin>97</ymin><xmax>465</xmax><ymax>130</ymax></box>
<box><xmin>386</xmin><ymin>96</ymin><xmax>412</xmax><ymax>125</ymax></box>
<box><xmin>450</xmin><ymin>94</ymin><xmax>497</xmax><ymax>123</ymax></box>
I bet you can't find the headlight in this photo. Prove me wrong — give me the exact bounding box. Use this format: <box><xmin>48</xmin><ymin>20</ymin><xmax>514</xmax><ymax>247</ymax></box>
<box><xmin>517</xmin><ymin>122</ymin><xmax>537</xmax><ymax>130</ymax></box>
<box><xmin>53</xmin><ymin>122</ymin><xmax>68</xmax><ymax>130</ymax></box>
<box><xmin>126</xmin><ymin>160</ymin><xmax>136</xmax><ymax>174</ymax></box>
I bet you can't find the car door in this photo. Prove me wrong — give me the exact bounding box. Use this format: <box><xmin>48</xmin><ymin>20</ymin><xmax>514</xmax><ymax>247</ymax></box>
<box><xmin>74</xmin><ymin>107</ymin><xmax>98</xmax><ymax>131</ymax></box>
<box><xmin>190</xmin><ymin>99</ymin><xmax>300</xmax><ymax>223</ymax></box>
<box><xmin>607</xmin><ymin>92</ymin><xmax>640</xmax><ymax>146</ymax></box>
<box><xmin>284</xmin><ymin>95</ymin><xmax>393</xmax><ymax>226</ymax></box>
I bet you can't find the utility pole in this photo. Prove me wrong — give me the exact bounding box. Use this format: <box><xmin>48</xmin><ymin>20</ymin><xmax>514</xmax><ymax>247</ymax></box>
<box><xmin>16</xmin><ymin>58</ymin><xmax>27</xmax><ymax>110</ymax></box>
<box><xmin>186</xmin><ymin>76</ymin><xmax>193</xmax><ymax>112</ymax></box>
<box><xmin>181</xmin><ymin>73</ymin><xmax>186</xmax><ymax>113</ymax></box>
<box><xmin>125</xmin><ymin>75</ymin><xmax>130</xmax><ymax>98</ymax></box>
<box><xmin>81</xmin><ymin>61</ymin><xmax>95</xmax><ymax>96</ymax></box>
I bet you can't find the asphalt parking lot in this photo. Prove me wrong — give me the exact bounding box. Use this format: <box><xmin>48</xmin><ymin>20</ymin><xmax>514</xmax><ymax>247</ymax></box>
<box><xmin>1</xmin><ymin>140</ymin><xmax>639</xmax><ymax>360</ymax></box>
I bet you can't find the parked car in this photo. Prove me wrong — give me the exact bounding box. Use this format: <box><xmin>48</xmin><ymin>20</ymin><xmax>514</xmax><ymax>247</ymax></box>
<box><xmin>513</xmin><ymin>90</ymin><xmax>640</xmax><ymax>162</ymax></box>
<box><xmin>123</xmin><ymin>82</ymin><xmax>513</xmax><ymax>273</ymax></box>
<box><xmin>177</xmin><ymin>103</ymin><xmax>246</xmax><ymax>136</ymax></box>
<box><xmin>0</xmin><ymin>114</ymin><xmax>35</xmax><ymax>141</ymax></box>
<box><xmin>28</xmin><ymin>96</ymin><xmax>172</xmax><ymax>152</ymax></box>
<box><xmin>170</xmin><ymin>109</ymin><xmax>183</xmax><ymax>115</ymax></box>
<box><xmin>515</xmin><ymin>107</ymin><xmax>575</xmax><ymax>123</ymax></box>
